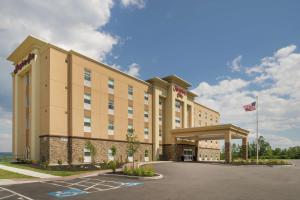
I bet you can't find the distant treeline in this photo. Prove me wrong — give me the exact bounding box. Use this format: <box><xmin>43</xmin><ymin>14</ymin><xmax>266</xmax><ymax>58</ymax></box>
<box><xmin>221</xmin><ymin>136</ymin><xmax>300</xmax><ymax>159</ymax></box>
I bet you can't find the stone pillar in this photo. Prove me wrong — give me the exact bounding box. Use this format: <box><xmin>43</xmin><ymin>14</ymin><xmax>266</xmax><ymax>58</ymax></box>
<box><xmin>242</xmin><ymin>137</ymin><xmax>248</xmax><ymax>160</ymax></box>
<box><xmin>194</xmin><ymin>139</ymin><xmax>199</xmax><ymax>161</ymax></box>
<box><xmin>224</xmin><ymin>132</ymin><xmax>232</xmax><ymax>163</ymax></box>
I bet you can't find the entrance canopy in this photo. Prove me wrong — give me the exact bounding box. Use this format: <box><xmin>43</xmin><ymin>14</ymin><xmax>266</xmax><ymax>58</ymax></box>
<box><xmin>171</xmin><ymin>124</ymin><xmax>249</xmax><ymax>141</ymax></box>
<box><xmin>170</xmin><ymin>124</ymin><xmax>249</xmax><ymax>163</ymax></box>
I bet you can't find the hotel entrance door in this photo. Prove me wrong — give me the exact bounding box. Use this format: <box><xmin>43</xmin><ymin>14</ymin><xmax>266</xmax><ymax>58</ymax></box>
<box><xmin>183</xmin><ymin>149</ymin><xmax>193</xmax><ymax>161</ymax></box>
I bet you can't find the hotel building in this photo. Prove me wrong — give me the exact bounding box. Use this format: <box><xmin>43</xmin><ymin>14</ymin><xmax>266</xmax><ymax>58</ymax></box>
<box><xmin>7</xmin><ymin>36</ymin><xmax>249</xmax><ymax>165</ymax></box>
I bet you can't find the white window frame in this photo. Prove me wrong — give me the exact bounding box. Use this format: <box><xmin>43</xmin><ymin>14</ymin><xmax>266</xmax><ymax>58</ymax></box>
<box><xmin>84</xmin><ymin>93</ymin><xmax>91</xmax><ymax>110</ymax></box>
<box><xmin>108</xmin><ymin>149</ymin><xmax>114</xmax><ymax>161</ymax></box>
<box><xmin>108</xmin><ymin>100</ymin><xmax>114</xmax><ymax>115</ymax></box>
<box><xmin>128</xmin><ymin>86</ymin><xmax>133</xmax><ymax>99</ymax></box>
<box><xmin>158</xmin><ymin>101</ymin><xmax>163</xmax><ymax>110</ymax></box>
<box><xmin>108</xmin><ymin>121</ymin><xmax>114</xmax><ymax>135</ymax></box>
<box><xmin>84</xmin><ymin>69</ymin><xmax>91</xmax><ymax>87</ymax></box>
<box><xmin>84</xmin><ymin>117</ymin><xmax>91</xmax><ymax>132</ymax></box>
<box><xmin>128</xmin><ymin>150</ymin><xmax>133</xmax><ymax>162</ymax></box>
<box><xmin>108</xmin><ymin>79</ymin><xmax>114</xmax><ymax>94</ymax></box>
<box><xmin>84</xmin><ymin>146</ymin><xmax>91</xmax><ymax>163</ymax></box>
<box><xmin>159</xmin><ymin>128</ymin><xmax>162</xmax><ymax>140</ymax></box>
<box><xmin>128</xmin><ymin>106</ymin><xmax>133</xmax><ymax>118</ymax></box>
<box><xmin>144</xmin><ymin>127</ymin><xmax>149</xmax><ymax>139</ymax></box>
<box><xmin>175</xmin><ymin>117</ymin><xmax>181</xmax><ymax>128</ymax></box>
<box><xmin>144</xmin><ymin>150</ymin><xmax>149</xmax><ymax>162</ymax></box>
<box><xmin>144</xmin><ymin>92</ymin><xmax>149</xmax><ymax>104</ymax></box>
<box><xmin>175</xmin><ymin>101</ymin><xmax>181</xmax><ymax>112</ymax></box>
<box><xmin>127</xmin><ymin>124</ymin><xmax>133</xmax><ymax>135</ymax></box>
<box><xmin>144</xmin><ymin>111</ymin><xmax>149</xmax><ymax>122</ymax></box>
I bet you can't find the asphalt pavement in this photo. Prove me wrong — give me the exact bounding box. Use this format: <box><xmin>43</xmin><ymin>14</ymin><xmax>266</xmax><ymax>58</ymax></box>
<box><xmin>1</xmin><ymin>160</ymin><xmax>299</xmax><ymax>200</ymax></box>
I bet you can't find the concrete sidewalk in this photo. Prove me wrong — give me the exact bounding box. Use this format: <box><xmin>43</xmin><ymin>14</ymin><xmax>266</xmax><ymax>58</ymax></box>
<box><xmin>0</xmin><ymin>164</ymin><xmax>58</xmax><ymax>179</ymax></box>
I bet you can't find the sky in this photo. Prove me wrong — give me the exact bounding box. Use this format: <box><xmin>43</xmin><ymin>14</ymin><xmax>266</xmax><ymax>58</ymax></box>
<box><xmin>0</xmin><ymin>0</ymin><xmax>300</xmax><ymax>152</ymax></box>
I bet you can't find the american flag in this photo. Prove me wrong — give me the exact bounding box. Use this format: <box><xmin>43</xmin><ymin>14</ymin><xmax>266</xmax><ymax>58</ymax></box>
<box><xmin>243</xmin><ymin>101</ymin><xmax>256</xmax><ymax>111</ymax></box>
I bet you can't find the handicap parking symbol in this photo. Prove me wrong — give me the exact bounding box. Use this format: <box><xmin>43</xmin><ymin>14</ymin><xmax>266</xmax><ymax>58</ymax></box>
<box><xmin>48</xmin><ymin>188</ymin><xmax>87</xmax><ymax>198</ymax></box>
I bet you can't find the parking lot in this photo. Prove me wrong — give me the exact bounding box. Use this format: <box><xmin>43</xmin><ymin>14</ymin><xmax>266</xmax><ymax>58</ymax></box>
<box><xmin>1</xmin><ymin>161</ymin><xmax>300</xmax><ymax>200</ymax></box>
<box><xmin>0</xmin><ymin>175</ymin><xmax>144</xmax><ymax>200</ymax></box>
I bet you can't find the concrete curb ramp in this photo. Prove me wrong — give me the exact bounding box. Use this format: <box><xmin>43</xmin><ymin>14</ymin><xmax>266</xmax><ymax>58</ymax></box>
<box><xmin>0</xmin><ymin>164</ymin><xmax>59</xmax><ymax>178</ymax></box>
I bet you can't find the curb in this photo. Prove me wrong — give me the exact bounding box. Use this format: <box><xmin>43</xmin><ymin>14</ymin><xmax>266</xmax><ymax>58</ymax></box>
<box><xmin>103</xmin><ymin>173</ymin><xmax>164</xmax><ymax>180</ymax></box>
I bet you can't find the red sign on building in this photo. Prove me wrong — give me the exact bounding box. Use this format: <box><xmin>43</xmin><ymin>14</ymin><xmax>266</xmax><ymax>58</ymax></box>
<box><xmin>173</xmin><ymin>85</ymin><xmax>186</xmax><ymax>98</ymax></box>
<box><xmin>14</xmin><ymin>53</ymin><xmax>35</xmax><ymax>74</ymax></box>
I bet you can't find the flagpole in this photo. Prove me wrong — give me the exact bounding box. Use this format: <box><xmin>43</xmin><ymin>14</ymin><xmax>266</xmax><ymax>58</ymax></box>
<box><xmin>256</xmin><ymin>95</ymin><xmax>259</xmax><ymax>164</ymax></box>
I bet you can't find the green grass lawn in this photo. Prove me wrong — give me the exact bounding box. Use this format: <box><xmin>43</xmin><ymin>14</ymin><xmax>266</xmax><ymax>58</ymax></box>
<box><xmin>0</xmin><ymin>169</ymin><xmax>32</xmax><ymax>179</ymax></box>
<box><xmin>0</xmin><ymin>162</ymin><xmax>99</xmax><ymax>177</ymax></box>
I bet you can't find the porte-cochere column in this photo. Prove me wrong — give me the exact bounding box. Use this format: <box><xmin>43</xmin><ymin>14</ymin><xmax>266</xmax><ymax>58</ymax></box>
<box><xmin>242</xmin><ymin>137</ymin><xmax>248</xmax><ymax>160</ymax></box>
<box><xmin>224</xmin><ymin>132</ymin><xmax>232</xmax><ymax>163</ymax></box>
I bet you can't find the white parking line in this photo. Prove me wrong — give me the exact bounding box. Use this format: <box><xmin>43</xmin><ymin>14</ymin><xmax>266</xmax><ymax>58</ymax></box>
<box><xmin>0</xmin><ymin>194</ymin><xmax>15</xmax><ymax>199</ymax></box>
<box><xmin>0</xmin><ymin>187</ymin><xmax>33</xmax><ymax>200</ymax></box>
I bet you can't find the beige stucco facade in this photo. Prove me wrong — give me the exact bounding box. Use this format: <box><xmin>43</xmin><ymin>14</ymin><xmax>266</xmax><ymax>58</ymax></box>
<box><xmin>7</xmin><ymin>36</ymin><xmax>248</xmax><ymax>164</ymax></box>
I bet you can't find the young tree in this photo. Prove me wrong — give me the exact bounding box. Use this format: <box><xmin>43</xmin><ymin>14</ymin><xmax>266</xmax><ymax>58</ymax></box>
<box><xmin>126</xmin><ymin>128</ymin><xmax>140</xmax><ymax>167</ymax></box>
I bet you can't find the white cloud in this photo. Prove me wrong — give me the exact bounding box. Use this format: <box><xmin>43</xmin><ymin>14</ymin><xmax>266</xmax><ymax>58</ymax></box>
<box><xmin>0</xmin><ymin>0</ymin><xmax>145</xmax><ymax>152</ymax></box>
<box><xmin>0</xmin><ymin>106</ymin><xmax>12</xmax><ymax>152</ymax></box>
<box><xmin>193</xmin><ymin>45</ymin><xmax>300</xmax><ymax>148</ymax></box>
<box><xmin>120</xmin><ymin>0</ymin><xmax>145</xmax><ymax>8</ymax></box>
<box><xmin>274</xmin><ymin>45</ymin><xmax>297</xmax><ymax>58</ymax></box>
<box><xmin>124</xmin><ymin>63</ymin><xmax>140</xmax><ymax>77</ymax></box>
<box><xmin>0</xmin><ymin>133</ymin><xmax>11</xmax><ymax>152</ymax></box>
<box><xmin>229</xmin><ymin>55</ymin><xmax>243</xmax><ymax>72</ymax></box>
<box><xmin>264</xmin><ymin>134</ymin><xmax>300</xmax><ymax>149</ymax></box>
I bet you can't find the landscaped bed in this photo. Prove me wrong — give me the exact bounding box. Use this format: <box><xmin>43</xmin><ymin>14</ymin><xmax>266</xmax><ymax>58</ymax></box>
<box><xmin>0</xmin><ymin>161</ymin><xmax>123</xmax><ymax>177</ymax></box>
<box><xmin>232</xmin><ymin>159</ymin><xmax>292</xmax><ymax>165</ymax></box>
<box><xmin>107</xmin><ymin>164</ymin><xmax>159</xmax><ymax>178</ymax></box>
<box><xmin>0</xmin><ymin>169</ymin><xmax>33</xmax><ymax>179</ymax></box>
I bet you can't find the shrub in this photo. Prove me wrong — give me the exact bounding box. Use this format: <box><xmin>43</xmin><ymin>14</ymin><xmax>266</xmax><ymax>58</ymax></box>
<box><xmin>109</xmin><ymin>161</ymin><xmax>117</xmax><ymax>173</ymax></box>
<box><xmin>123</xmin><ymin>165</ymin><xmax>155</xmax><ymax>177</ymax></box>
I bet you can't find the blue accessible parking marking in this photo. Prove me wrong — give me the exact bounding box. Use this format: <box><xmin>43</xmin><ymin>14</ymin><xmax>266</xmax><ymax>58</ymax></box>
<box><xmin>48</xmin><ymin>188</ymin><xmax>87</xmax><ymax>198</ymax></box>
<box><xmin>125</xmin><ymin>182</ymin><xmax>144</xmax><ymax>187</ymax></box>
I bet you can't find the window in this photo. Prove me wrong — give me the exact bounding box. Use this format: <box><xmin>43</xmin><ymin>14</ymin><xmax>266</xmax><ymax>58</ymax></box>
<box><xmin>108</xmin><ymin>100</ymin><xmax>114</xmax><ymax>115</ymax></box>
<box><xmin>84</xmin><ymin>69</ymin><xmax>91</xmax><ymax>87</ymax></box>
<box><xmin>144</xmin><ymin>111</ymin><xmax>149</xmax><ymax>118</ymax></box>
<box><xmin>128</xmin><ymin>150</ymin><xmax>133</xmax><ymax>162</ymax></box>
<box><xmin>144</xmin><ymin>150</ymin><xmax>149</xmax><ymax>162</ymax></box>
<box><xmin>108</xmin><ymin>121</ymin><xmax>114</xmax><ymax>134</ymax></box>
<box><xmin>144</xmin><ymin>128</ymin><xmax>149</xmax><ymax>139</ymax></box>
<box><xmin>144</xmin><ymin>111</ymin><xmax>149</xmax><ymax>122</ymax></box>
<box><xmin>144</xmin><ymin>92</ymin><xmax>149</xmax><ymax>104</ymax></box>
<box><xmin>128</xmin><ymin>86</ymin><xmax>133</xmax><ymax>99</ymax></box>
<box><xmin>127</xmin><ymin>124</ymin><xmax>133</xmax><ymax>135</ymax></box>
<box><xmin>128</xmin><ymin>106</ymin><xmax>133</xmax><ymax>115</ymax></box>
<box><xmin>159</xmin><ymin>128</ymin><xmax>162</xmax><ymax>137</ymax></box>
<box><xmin>159</xmin><ymin>101</ymin><xmax>162</xmax><ymax>108</ymax></box>
<box><xmin>84</xmin><ymin>117</ymin><xmax>91</xmax><ymax>132</ymax></box>
<box><xmin>84</xmin><ymin>93</ymin><xmax>91</xmax><ymax>110</ymax></box>
<box><xmin>108</xmin><ymin>79</ymin><xmax>114</xmax><ymax>89</ymax></box>
<box><xmin>198</xmin><ymin>112</ymin><xmax>201</xmax><ymax>117</ymax></box>
<box><xmin>175</xmin><ymin>117</ymin><xmax>181</xmax><ymax>127</ymax></box>
<box><xmin>108</xmin><ymin>149</ymin><xmax>114</xmax><ymax>161</ymax></box>
<box><xmin>84</xmin><ymin>145</ymin><xmax>91</xmax><ymax>163</ymax></box>
<box><xmin>175</xmin><ymin>100</ymin><xmax>181</xmax><ymax>112</ymax></box>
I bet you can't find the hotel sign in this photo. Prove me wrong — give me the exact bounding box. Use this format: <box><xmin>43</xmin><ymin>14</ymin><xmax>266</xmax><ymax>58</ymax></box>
<box><xmin>173</xmin><ymin>85</ymin><xmax>186</xmax><ymax>98</ymax></box>
<box><xmin>14</xmin><ymin>53</ymin><xmax>35</xmax><ymax>74</ymax></box>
